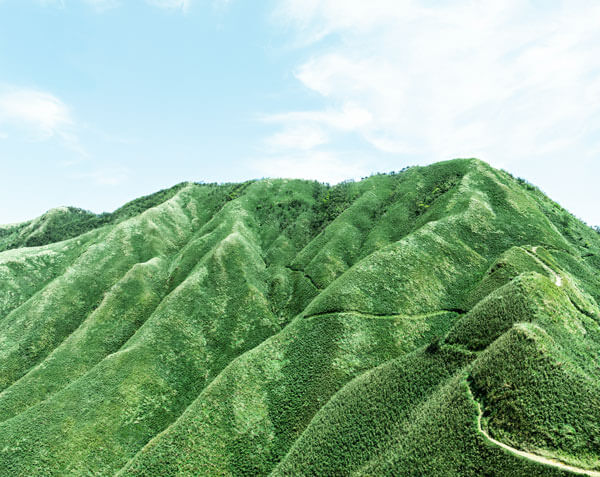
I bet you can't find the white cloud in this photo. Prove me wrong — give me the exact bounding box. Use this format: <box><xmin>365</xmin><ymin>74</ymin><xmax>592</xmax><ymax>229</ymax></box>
<box><xmin>0</xmin><ymin>88</ymin><xmax>72</xmax><ymax>139</ymax></box>
<box><xmin>267</xmin><ymin>0</ymin><xmax>600</xmax><ymax>177</ymax></box>
<box><xmin>0</xmin><ymin>87</ymin><xmax>88</xmax><ymax>157</ymax></box>
<box><xmin>258</xmin><ymin>103</ymin><xmax>375</xmax><ymax>182</ymax></box>
<box><xmin>253</xmin><ymin>151</ymin><xmax>367</xmax><ymax>184</ymax></box>
<box><xmin>266</xmin><ymin>103</ymin><xmax>372</xmax><ymax>132</ymax></box>
<box><xmin>264</xmin><ymin>125</ymin><xmax>328</xmax><ymax>151</ymax></box>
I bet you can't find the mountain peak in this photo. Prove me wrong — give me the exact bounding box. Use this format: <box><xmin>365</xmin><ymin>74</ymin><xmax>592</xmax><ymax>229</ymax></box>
<box><xmin>0</xmin><ymin>160</ymin><xmax>599</xmax><ymax>476</ymax></box>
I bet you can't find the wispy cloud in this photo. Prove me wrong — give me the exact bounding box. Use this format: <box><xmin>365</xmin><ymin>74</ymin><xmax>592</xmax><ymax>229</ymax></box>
<box><xmin>254</xmin><ymin>150</ymin><xmax>367</xmax><ymax>184</ymax></box>
<box><xmin>0</xmin><ymin>86</ymin><xmax>88</xmax><ymax>157</ymax></box>
<box><xmin>266</xmin><ymin>0</ymin><xmax>600</xmax><ymax>176</ymax></box>
<box><xmin>264</xmin><ymin>125</ymin><xmax>328</xmax><ymax>151</ymax></box>
<box><xmin>256</xmin><ymin>103</ymin><xmax>374</xmax><ymax>180</ymax></box>
<box><xmin>0</xmin><ymin>87</ymin><xmax>72</xmax><ymax>139</ymax></box>
<box><xmin>264</xmin><ymin>103</ymin><xmax>373</xmax><ymax>132</ymax></box>
<box><xmin>0</xmin><ymin>87</ymin><xmax>129</xmax><ymax>186</ymax></box>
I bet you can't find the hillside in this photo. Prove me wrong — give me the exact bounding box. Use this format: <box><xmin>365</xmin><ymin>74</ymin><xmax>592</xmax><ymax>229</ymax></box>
<box><xmin>0</xmin><ymin>183</ymin><xmax>189</xmax><ymax>253</ymax></box>
<box><xmin>0</xmin><ymin>158</ymin><xmax>599</xmax><ymax>476</ymax></box>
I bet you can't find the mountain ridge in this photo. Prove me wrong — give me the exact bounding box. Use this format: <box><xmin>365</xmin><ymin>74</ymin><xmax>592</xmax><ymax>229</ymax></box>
<box><xmin>0</xmin><ymin>158</ymin><xmax>599</xmax><ymax>476</ymax></box>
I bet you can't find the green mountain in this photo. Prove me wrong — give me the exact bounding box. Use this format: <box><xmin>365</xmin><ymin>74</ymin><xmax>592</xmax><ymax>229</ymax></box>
<box><xmin>0</xmin><ymin>158</ymin><xmax>599</xmax><ymax>476</ymax></box>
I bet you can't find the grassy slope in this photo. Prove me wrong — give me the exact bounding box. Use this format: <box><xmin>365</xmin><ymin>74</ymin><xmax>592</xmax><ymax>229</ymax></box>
<box><xmin>0</xmin><ymin>183</ymin><xmax>189</xmax><ymax>253</ymax></box>
<box><xmin>0</xmin><ymin>158</ymin><xmax>598</xmax><ymax>476</ymax></box>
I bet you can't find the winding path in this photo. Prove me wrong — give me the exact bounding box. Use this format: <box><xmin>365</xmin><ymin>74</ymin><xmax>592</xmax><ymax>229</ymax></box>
<box><xmin>529</xmin><ymin>246</ymin><xmax>562</xmax><ymax>287</ymax></box>
<box><xmin>467</xmin><ymin>382</ymin><xmax>600</xmax><ymax>476</ymax></box>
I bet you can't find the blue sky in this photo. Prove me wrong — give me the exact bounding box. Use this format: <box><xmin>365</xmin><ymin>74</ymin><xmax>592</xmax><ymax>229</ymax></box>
<box><xmin>0</xmin><ymin>0</ymin><xmax>599</xmax><ymax>226</ymax></box>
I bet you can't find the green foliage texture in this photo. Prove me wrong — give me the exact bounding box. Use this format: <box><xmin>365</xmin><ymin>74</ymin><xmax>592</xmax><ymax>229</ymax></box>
<box><xmin>0</xmin><ymin>158</ymin><xmax>599</xmax><ymax>476</ymax></box>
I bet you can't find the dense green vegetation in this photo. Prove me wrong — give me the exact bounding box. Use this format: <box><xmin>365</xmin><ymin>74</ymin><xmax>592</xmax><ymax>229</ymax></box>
<box><xmin>0</xmin><ymin>158</ymin><xmax>598</xmax><ymax>476</ymax></box>
<box><xmin>0</xmin><ymin>182</ymin><xmax>190</xmax><ymax>252</ymax></box>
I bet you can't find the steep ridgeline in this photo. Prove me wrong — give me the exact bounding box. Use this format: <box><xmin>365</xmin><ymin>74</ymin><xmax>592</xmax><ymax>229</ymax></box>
<box><xmin>0</xmin><ymin>159</ymin><xmax>598</xmax><ymax>476</ymax></box>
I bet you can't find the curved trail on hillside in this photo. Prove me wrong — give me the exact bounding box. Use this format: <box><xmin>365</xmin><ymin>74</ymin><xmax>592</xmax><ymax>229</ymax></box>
<box><xmin>467</xmin><ymin>382</ymin><xmax>600</xmax><ymax>476</ymax></box>
<box><xmin>530</xmin><ymin>246</ymin><xmax>562</xmax><ymax>287</ymax></box>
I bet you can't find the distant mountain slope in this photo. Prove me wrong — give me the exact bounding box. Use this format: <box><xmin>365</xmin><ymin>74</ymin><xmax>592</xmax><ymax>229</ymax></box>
<box><xmin>0</xmin><ymin>182</ymin><xmax>189</xmax><ymax>252</ymax></box>
<box><xmin>0</xmin><ymin>158</ymin><xmax>598</xmax><ymax>476</ymax></box>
